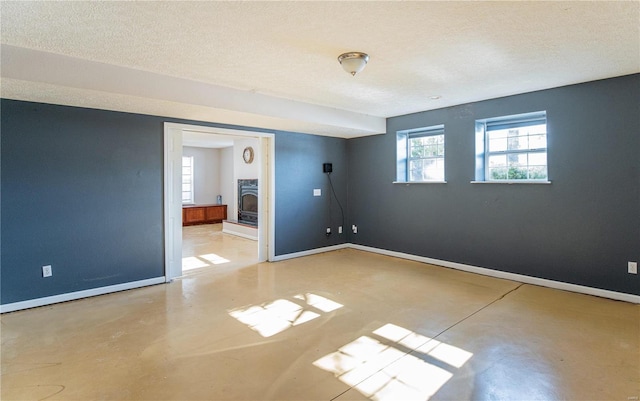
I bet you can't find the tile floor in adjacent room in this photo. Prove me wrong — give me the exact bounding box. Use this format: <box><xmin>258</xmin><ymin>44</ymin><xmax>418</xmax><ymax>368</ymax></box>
<box><xmin>1</xmin><ymin>225</ymin><xmax>638</xmax><ymax>400</ymax></box>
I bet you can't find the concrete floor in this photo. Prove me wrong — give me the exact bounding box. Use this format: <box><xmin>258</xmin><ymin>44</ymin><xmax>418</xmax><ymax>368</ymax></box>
<box><xmin>1</xmin><ymin>225</ymin><xmax>638</xmax><ymax>400</ymax></box>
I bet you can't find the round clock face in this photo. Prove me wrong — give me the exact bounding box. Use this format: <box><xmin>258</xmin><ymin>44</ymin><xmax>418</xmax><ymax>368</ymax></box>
<box><xmin>243</xmin><ymin>146</ymin><xmax>254</xmax><ymax>164</ymax></box>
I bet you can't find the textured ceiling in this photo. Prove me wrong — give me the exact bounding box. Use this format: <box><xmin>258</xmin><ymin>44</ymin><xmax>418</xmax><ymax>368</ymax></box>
<box><xmin>1</xmin><ymin>1</ymin><xmax>639</xmax><ymax>138</ymax></box>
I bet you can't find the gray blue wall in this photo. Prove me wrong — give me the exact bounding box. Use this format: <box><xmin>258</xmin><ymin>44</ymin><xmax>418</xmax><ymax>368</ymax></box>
<box><xmin>275</xmin><ymin>131</ymin><xmax>348</xmax><ymax>255</ymax></box>
<box><xmin>347</xmin><ymin>74</ymin><xmax>639</xmax><ymax>296</ymax></box>
<box><xmin>1</xmin><ymin>103</ymin><xmax>165</xmax><ymax>304</ymax></box>
<box><xmin>2</xmin><ymin>74</ymin><xmax>638</xmax><ymax>306</ymax></box>
<box><xmin>1</xmin><ymin>100</ymin><xmax>348</xmax><ymax>304</ymax></box>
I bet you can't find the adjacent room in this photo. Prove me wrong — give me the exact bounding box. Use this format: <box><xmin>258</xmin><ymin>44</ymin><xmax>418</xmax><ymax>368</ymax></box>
<box><xmin>1</xmin><ymin>2</ymin><xmax>638</xmax><ymax>400</ymax></box>
<box><xmin>180</xmin><ymin>132</ymin><xmax>261</xmax><ymax>276</ymax></box>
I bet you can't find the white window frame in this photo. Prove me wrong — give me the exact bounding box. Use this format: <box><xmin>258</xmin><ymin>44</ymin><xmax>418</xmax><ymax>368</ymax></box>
<box><xmin>395</xmin><ymin>125</ymin><xmax>446</xmax><ymax>184</ymax></box>
<box><xmin>474</xmin><ymin>111</ymin><xmax>550</xmax><ymax>184</ymax></box>
<box><xmin>182</xmin><ymin>156</ymin><xmax>194</xmax><ymax>204</ymax></box>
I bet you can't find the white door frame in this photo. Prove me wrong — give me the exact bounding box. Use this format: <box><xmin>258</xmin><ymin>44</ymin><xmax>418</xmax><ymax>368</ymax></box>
<box><xmin>163</xmin><ymin>122</ymin><xmax>276</xmax><ymax>281</ymax></box>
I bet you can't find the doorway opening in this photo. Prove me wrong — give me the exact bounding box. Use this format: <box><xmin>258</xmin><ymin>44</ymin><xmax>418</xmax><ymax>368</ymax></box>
<box><xmin>163</xmin><ymin>123</ymin><xmax>275</xmax><ymax>281</ymax></box>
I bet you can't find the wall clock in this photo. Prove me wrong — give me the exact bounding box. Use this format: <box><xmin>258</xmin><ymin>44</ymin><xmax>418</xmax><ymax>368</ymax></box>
<box><xmin>243</xmin><ymin>146</ymin><xmax>254</xmax><ymax>164</ymax></box>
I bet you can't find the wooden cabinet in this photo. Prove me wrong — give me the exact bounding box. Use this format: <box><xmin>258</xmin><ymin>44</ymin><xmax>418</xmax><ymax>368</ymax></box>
<box><xmin>182</xmin><ymin>205</ymin><xmax>227</xmax><ymax>226</ymax></box>
<box><xmin>183</xmin><ymin>207</ymin><xmax>206</xmax><ymax>225</ymax></box>
<box><xmin>205</xmin><ymin>206</ymin><xmax>226</xmax><ymax>221</ymax></box>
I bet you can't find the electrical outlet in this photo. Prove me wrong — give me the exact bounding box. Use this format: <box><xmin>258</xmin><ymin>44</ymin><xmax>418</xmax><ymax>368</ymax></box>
<box><xmin>42</xmin><ymin>265</ymin><xmax>52</xmax><ymax>277</ymax></box>
<box><xmin>629</xmin><ymin>261</ymin><xmax>638</xmax><ymax>274</ymax></box>
<box><xmin>313</xmin><ymin>189</ymin><xmax>321</xmax><ymax>197</ymax></box>
<box><xmin>352</xmin><ymin>225</ymin><xmax>358</xmax><ymax>234</ymax></box>
<box><xmin>326</xmin><ymin>227</ymin><xmax>331</xmax><ymax>237</ymax></box>
<box><xmin>338</xmin><ymin>226</ymin><xmax>343</xmax><ymax>234</ymax></box>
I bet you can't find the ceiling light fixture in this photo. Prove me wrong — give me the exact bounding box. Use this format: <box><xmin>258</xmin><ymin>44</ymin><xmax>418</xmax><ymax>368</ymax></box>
<box><xmin>338</xmin><ymin>52</ymin><xmax>369</xmax><ymax>76</ymax></box>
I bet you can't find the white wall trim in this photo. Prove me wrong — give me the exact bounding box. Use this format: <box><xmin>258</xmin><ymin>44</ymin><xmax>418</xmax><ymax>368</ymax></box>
<box><xmin>5</xmin><ymin>243</ymin><xmax>635</xmax><ymax>313</ymax></box>
<box><xmin>164</xmin><ymin>123</ymin><xmax>276</xmax><ymax>282</ymax></box>
<box><xmin>222</xmin><ymin>229</ymin><xmax>258</xmax><ymax>241</ymax></box>
<box><xmin>348</xmin><ymin>244</ymin><xmax>640</xmax><ymax>304</ymax></box>
<box><xmin>271</xmin><ymin>244</ymin><xmax>350</xmax><ymax>262</ymax></box>
<box><xmin>164</xmin><ymin>124</ymin><xmax>183</xmax><ymax>281</ymax></box>
<box><xmin>0</xmin><ymin>277</ymin><xmax>166</xmax><ymax>314</ymax></box>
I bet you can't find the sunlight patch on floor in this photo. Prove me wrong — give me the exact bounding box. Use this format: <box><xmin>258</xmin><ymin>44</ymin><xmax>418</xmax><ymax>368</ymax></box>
<box><xmin>228</xmin><ymin>293</ymin><xmax>344</xmax><ymax>337</ymax></box>
<box><xmin>182</xmin><ymin>253</ymin><xmax>230</xmax><ymax>271</ymax></box>
<box><xmin>314</xmin><ymin>323</ymin><xmax>472</xmax><ymax>400</ymax></box>
<box><xmin>294</xmin><ymin>293</ymin><xmax>343</xmax><ymax>312</ymax></box>
<box><xmin>199</xmin><ymin>253</ymin><xmax>231</xmax><ymax>265</ymax></box>
<box><xmin>182</xmin><ymin>256</ymin><xmax>209</xmax><ymax>271</ymax></box>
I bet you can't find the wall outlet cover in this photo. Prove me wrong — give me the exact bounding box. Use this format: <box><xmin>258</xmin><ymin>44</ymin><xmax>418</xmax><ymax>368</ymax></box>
<box><xmin>313</xmin><ymin>189</ymin><xmax>321</xmax><ymax>196</ymax></box>
<box><xmin>628</xmin><ymin>261</ymin><xmax>638</xmax><ymax>274</ymax></box>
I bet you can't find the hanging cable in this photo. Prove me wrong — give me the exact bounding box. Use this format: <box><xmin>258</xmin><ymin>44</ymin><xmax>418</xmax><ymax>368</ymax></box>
<box><xmin>326</xmin><ymin>172</ymin><xmax>345</xmax><ymax>233</ymax></box>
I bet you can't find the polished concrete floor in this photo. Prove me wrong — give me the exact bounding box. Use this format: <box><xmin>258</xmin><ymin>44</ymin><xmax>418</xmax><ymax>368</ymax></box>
<box><xmin>181</xmin><ymin>223</ymin><xmax>258</xmax><ymax>275</ymax></box>
<box><xmin>1</xmin><ymin>226</ymin><xmax>638</xmax><ymax>400</ymax></box>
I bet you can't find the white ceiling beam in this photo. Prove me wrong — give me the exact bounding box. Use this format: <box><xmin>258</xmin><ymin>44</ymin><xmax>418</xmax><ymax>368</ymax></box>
<box><xmin>1</xmin><ymin>44</ymin><xmax>385</xmax><ymax>137</ymax></box>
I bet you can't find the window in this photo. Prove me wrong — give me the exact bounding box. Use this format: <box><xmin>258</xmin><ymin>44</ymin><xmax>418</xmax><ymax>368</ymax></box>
<box><xmin>396</xmin><ymin>125</ymin><xmax>445</xmax><ymax>182</ymax></box>
<box><xmin>475</xmin><ymin>111</ymin><xmax>548</xmax><ymax>182</ymax></box>
<box><xmin>182</xmin><ymin>156</ymin><xmax>194</xmax><ymax>204</ymax></box>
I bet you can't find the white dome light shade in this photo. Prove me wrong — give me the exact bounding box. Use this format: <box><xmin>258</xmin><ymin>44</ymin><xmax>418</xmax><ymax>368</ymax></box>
<box><xmin>338</xmin><ymin>52</ymin><xmax>369</xmax><ymax>76</ymax></box>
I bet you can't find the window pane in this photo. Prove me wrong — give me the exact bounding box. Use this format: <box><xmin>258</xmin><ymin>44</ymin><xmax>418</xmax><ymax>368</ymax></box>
<box><xmin>507</xmin><ymin>153</ymin><xmax>528</xmax><ymax>167</ymax></box>
<box><xmin>489</xmin><ymin>137</ymin><xmax>507</xmax><ymax>152</ymax></box>
<box><xmin>507</xmin><ymin>132</ymin><xmax>525</xmax><ymax>151</ymax></box>
<box><xmin>507</xmin><ymin>166</ymin><xmax>529</xmax><ymax>179</ymax></box>
<box><xmin>434</xmin><ymin>158</ymin><xmax>445</xmax><ymax>181</ymax></box>
<box><xmin>408</xmin><ymin>157</ymin><xmax>444</xmax><ymax>181</ymax></box>
<box><xmin>488</xmin><ymin>154</ymin><xmax>506</xmax><ymax>167</ymax></box>
<box><xmin>423</xmin><ymin>159</ymin><xmax>441</xmax><ymax>180</ymax></box>
<box><xmin>182</xmin><ymin>156</ymin><xmax>194</xmax><ymax>203</ymax></box>
<box><xmin>422</xmin><ymin>158</ymin><xmax>436</xmax><ymax>175</ymax></box>
<box><xmin>523</xmin><ymin>124</ymin><xmax>546</xmax><ymax>135</ymax></box>
<box><xmin>481</xmin><ymin>112</ymin><xmax>547</xmax><ymax>181</ymax></box>
<box><xmin>409</xmin><ymin>140</ymin><xmax>423</xmax><ymax>157</ymax></box>
<box><xmin>528</xmin><ymin>152</ymin><xmax>547</xmax><ymax>165</ymax></box>
<box><xmin>528</xmin><ymin>134</ymin><xmax>547</xmax><ymax>150</ymax></box>
<box><xmin>404</xmin><ymin>129</ymin><xmax>445</xmax><ymax>182</ymax></box>
<box><xmin>487</xmin><ymin>130</ymin><xmax>508</xmax><ymax>140</ymax></box>
<box><xmin>409</xmin><ymin>160</ymin><xmax>423</xmax><ymax>181</ymax></box>
<box><xmin>528</xmin><ymin>166</ymin><xmax>547</xmax><ymax>179</ymax></box>
<box><xmin>489</xmin><ymin>167</ymin><xmax>508</xmax><ymax>180</ymax></box>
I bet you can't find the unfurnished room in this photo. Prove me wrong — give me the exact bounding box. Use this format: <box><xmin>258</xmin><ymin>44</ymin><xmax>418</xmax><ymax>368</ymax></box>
<box><xmin>1</xmin><ymin>2</ymin><xmax>638</xmax><ymax>400</ymax></box>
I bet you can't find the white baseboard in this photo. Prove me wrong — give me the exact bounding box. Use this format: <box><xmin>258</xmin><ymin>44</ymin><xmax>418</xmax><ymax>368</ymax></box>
<box><xmin>271</xmin><ymin>243</ymin><xmax>350</xmax><ymax>262</ymax></box>
<box><xmin>5</xmin><ymin>243</ymin><xmax>637</xmax><ymax>313</ymax></box>
<box><xmin>349</xmin><ymin>244</ymin><xmax>640</xmax><ymax>304</ymax></box>
<box><xmin>222</xmin><ymin>228</ymin><xmax>258</xmax><ymax>241</ymax></box>
<box><xmin>0</xmin><ymin>277</ymin><xmax>166</xmax><ymax>313</ymax></box>
<box><xmin>222</xmin><ymin>221</ymin><xmax>258</xmax><ymax>241</ymax></box>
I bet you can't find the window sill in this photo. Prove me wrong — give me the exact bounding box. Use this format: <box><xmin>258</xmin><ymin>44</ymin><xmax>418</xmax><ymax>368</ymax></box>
<box><xmin>470</xmin><ymin>180</ymin><xmax>551</xmax><ymax>185</ymax></box>
<box><xmin>393</xmin><ymin>181</ymin><xmax>447</xmax><ymax>185</ymax></box>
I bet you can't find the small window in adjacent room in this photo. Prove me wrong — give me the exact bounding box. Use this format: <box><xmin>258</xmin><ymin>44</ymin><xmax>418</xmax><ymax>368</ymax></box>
<box><xmin>182</xmin><ymin>156</ymin><xmax>194</xmax><ymax>204</ymax></box>
<box><xmin>475</xmin><ymin>111</ymin><xmax>549</xmax><ymax>182</ymax></box>
<box><xmin>396</xmin><ymin>125</ymin><xmax>445</xmax><ymax>183</ymax></box>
